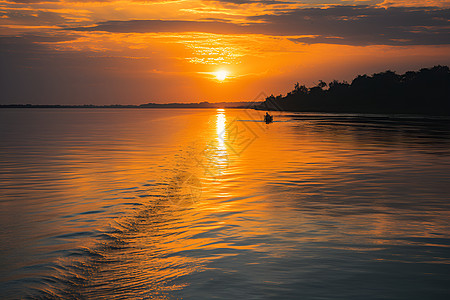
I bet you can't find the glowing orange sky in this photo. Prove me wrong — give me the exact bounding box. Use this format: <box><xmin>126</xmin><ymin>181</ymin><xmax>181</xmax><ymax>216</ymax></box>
<box><xmin>0</xmin><ymin>0</ymin><xmax>449</xmax><ymax>104</ymax></box>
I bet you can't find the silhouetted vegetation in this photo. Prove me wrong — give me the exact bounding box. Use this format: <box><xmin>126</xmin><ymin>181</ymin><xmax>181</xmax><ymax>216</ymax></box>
<box><xmin>257</xmin><ymin>66</ymin><xmax>450</xmax><ymax>115</ymax></box>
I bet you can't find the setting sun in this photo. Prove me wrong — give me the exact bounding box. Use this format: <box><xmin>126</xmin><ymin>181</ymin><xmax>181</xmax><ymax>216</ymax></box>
<box><xmin>215</xmin><ymin>70</ymin><xmax>228</xmax><ymax>81</ymax></box>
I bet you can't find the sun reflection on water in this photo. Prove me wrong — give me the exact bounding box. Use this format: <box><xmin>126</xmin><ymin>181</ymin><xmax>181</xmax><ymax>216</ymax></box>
<box><xmin>216</xmin><ymin>108</ymin><xmax>226</xmax><ymax>149</ymax></box>
<box><xmin>203</xmin><ymin>108</ymin><xmax>228</xmax><ymax>180</ymax></box>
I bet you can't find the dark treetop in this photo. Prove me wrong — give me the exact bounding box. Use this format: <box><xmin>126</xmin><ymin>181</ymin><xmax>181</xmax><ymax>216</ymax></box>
<box><xmin>257</xmin><ymin>66</ymin><xmax>450</xmax><ymax>116</ymax></box>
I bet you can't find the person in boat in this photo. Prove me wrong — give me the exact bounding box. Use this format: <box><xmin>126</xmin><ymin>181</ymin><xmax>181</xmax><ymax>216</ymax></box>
<box><xmin>264</xmin><ymin>112</ymin><xmax>273</xmax><ymax>123</ymax></box>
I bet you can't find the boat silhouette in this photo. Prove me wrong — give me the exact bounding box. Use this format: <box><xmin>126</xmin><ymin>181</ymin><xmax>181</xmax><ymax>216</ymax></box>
<box><xmin>264</xmin><ymin>112</ymin><xmax>273</xmax><ymax>123</ymax></box>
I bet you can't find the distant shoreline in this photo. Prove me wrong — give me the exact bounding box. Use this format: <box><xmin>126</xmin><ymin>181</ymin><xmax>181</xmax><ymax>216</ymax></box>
<box><xmin>0</xmin><ymin>102</ymin><xmax>260</xmax><ymax>109</ymax></box>
<box><xmin>2</xmin><ymin>103</ymin><xmax>450</xmax><ymax>117</ymax></box>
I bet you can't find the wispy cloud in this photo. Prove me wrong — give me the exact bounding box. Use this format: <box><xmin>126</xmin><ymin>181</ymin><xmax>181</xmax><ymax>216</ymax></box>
<box><xmin>67</xmin><ymin>6</ymin><xmax>450</xmax><ymax>46</ymax></box>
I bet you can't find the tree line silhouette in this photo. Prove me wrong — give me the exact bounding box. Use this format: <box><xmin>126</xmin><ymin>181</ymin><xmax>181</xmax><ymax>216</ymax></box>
<box><xmin>257</xmin><ymin>66</ymin><xmax>450</xmax><ymax>115</ymax></box>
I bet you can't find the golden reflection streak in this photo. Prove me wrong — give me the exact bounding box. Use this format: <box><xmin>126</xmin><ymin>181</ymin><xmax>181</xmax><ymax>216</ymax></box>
<box><xmin>204</xmin><ymin>108</ymin><xmax>228</xmax><ymax>180</ymax></box>
<box><xmin>216</xmin><ymin>108</ymin><xmax>226</xmax><ymax>150</ymax></box>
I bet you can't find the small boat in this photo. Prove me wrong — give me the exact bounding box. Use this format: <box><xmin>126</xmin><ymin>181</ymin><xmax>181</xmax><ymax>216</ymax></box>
<box><xmin>264</xmin><ymin>113</ymin><xmax>273</xmax><ymax>123</ymax></box>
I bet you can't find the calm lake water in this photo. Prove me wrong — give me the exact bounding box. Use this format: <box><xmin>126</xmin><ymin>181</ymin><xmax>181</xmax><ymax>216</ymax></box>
<box><xmin>0</xmin><ymin>108</ymin><xmax>449</xmax><ymax>299</ymax></box>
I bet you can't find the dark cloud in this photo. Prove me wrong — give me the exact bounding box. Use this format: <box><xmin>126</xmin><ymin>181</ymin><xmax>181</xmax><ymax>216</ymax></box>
<box><xmin>67</xmin><ymin>5</ymin><xmax>450</xmax><ymax>46</ymax></box>
<box><xmin>207</xmin><ymin>0</ymin><xmax>294</xmax><ymax>4</ymax></box>
<box><xmin>5</xmin><ymin>0</ymin><xmax>60</xmax><ymax>3</ymax></box>
<box><xmin>0</xmin><ymin>10</ymin><xmax>67</xmax><ymax>25</ymax></box>
<box><xmin>255</xmin><ymin>5</ymin><xmax>450</xmax><ymax>45</ymax></box>
<box><xmin>68</xmin><ymin>19</ymin><xmax>252</xmax><ymax>34</ymax></box>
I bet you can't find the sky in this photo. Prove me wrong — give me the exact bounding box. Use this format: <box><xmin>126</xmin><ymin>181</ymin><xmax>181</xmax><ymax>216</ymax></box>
<box><xmin>1</xmin><ymin>0</ymin><xmax>449</xmax><ymax>104</ymax></box>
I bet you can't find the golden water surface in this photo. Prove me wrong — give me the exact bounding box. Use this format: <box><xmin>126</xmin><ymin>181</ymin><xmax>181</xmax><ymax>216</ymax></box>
<box><xmin>0</xmin><ymin>108</ymin><xmax>449</xmax><ymax>299</ymax></box>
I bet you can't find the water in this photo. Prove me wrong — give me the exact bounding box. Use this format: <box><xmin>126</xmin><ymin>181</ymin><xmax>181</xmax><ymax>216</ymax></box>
<box><xmin>0</xmin><ymin>108</ymin><xmax>449</xmax><ymax>299</ymax></box>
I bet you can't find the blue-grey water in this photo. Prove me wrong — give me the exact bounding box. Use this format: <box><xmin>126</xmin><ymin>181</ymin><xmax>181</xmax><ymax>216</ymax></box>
<box><xmin>0</xmin><ymin>108</ymin><xmax>449</xmax><ymax>299</ymax></box>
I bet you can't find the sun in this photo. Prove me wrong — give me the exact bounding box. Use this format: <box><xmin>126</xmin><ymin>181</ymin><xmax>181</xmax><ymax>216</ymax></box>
<box><xmin>215</xmin><ymin>70</ymin><xmax>228</xmax><ymax>81</ymax></box>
